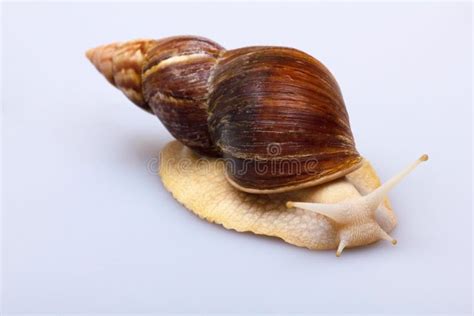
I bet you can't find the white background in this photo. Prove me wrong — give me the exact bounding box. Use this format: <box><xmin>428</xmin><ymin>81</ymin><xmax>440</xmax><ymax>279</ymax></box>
<box><xmin>1</xmin><ymin>1</ymin><xmax>472</xmax><ymax>314</ymax></box>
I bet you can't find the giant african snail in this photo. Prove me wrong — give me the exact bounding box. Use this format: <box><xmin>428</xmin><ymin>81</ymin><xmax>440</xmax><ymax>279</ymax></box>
<box><xmin>86</xmin><ymin>35</ymin><xmax>428</xmax><ymax>256</ymax></box>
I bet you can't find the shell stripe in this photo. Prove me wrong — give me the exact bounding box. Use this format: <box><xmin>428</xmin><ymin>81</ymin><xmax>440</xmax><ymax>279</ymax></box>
<box><xmin>142</xmin><ymin>53</ymin><xmax>214</xmax><ymax>79</ymax></box>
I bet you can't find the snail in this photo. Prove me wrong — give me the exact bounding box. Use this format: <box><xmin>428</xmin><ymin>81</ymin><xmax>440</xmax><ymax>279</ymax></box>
<box><xmin>86</xmin><ymin>35</ymin><xmax>427</xmax><ymax>256</ymax></box>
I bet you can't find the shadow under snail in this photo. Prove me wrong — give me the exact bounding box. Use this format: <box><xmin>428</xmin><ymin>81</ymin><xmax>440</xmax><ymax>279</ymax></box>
<box><xmin>86</xmin><ymin>35</ymin><xmax>428</xmax><ymax>256</ymax></box>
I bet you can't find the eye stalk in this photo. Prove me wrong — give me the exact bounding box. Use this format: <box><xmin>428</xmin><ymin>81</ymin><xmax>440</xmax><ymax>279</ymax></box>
<box><xmin>287</xmin><ymin>154</ymin><xmax>428</xmax><ymax>256</ymax></box>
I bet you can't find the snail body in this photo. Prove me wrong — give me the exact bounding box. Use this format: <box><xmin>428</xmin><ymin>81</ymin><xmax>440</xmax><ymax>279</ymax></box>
<box><xmin>87</xmin><ymin>36</ymin><xmax>427</xmax><ymax>255</ymax></box>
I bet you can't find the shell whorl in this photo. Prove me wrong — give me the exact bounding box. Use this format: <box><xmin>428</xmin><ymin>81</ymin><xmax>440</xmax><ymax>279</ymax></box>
<box><xmin>86</xmin><ymin>36</ymin><xmax>224</xmax><ymax>155</ymax></box>
<box><xmin>141</xmin><ymin>36</ymin><xmax>225</xmax><ymax>156</ymax></box>
<box><xmin>87</xmin><ymin>36</ymin><xmax>362</xmax><ymax>193</ymax></box>
<box><xmin>207</xmin><ymin>46</ymin><xmax>362</xmax><ymax>192</ymax></box>
<box><xmin>86</xmin><ymin>39</ymin><xmax>155</xmax><ymax>113</ymax></box>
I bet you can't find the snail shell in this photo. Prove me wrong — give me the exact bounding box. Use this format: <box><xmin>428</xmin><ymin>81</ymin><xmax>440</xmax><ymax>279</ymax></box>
<box><xmin>87</xmin><ymin>36</ymin><xmax>362</xmax><ymax>193</ymax></box>
<box><xmin>142</xmin><ymin>36</ymin><xmax>223</xmax><ymax>156</ymax></box>
<box><xmin>86</xmin><ymin>39</ymin><xmax>154</xmax><ymax>113</ymax></box>
<box><xmin>207</xmin><ymin>46</ymin><xmax>361</xmax><ymax>193</ymax></box>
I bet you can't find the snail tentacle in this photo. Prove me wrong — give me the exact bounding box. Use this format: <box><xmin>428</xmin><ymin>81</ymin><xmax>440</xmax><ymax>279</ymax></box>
<box><xmin>362</xmin><ymin>154</ymin><xmax>429</xmax><ymax>210</ymax></box>
<box><xmin>378</xmin><ymin>227</ymin><xmax>398</xmax><ymax>245</ymax></box>
<box><xmin>286</xmin><ymin>201</ymin><xmax>351</xmax><ymax>223</ymax></box>
<box><xmin>287</xmin><ymin>154</ymin><xmax>428</xmax><ymax>256</ymax></box>
<box><xmin>336</xmin><ymin>240</ymin><xmax>346</xmax><ymax>257</ymax></box>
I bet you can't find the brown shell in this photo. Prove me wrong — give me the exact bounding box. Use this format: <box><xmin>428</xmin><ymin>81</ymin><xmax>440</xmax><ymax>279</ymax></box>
<box><xmin>87</xmin><ymin>36</ymin><xmax>362</xmax><ymax>193</ymax></box>
<box><xmin>207</xmin><ymin>47</ymin><xmax>362</xmax><ymax>192</ymax></box>
<box><xmin>141</xmin><ymin>36</ymin><xmax>224</xmax><ymax>156</ymax></box>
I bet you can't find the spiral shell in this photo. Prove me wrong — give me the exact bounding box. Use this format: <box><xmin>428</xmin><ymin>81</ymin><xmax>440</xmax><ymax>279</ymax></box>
<box><xmin>142</xmin><ymin>36</ymin><xmax>224</xmax><ymax>155</ymax></box>
<box><xmin>87</xmin><ymin>36</ymin><xmax>362</xmax><ymax>193</ymax></box>
<box><xmin>86</xmin><ymin>39</ymin><xmax>155</xmax><ymax>113</ymax></box>
<box><xmin>207</xmin><ymin>46</ymin><xmax>362</xmax><ymax>192</ymax></box>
